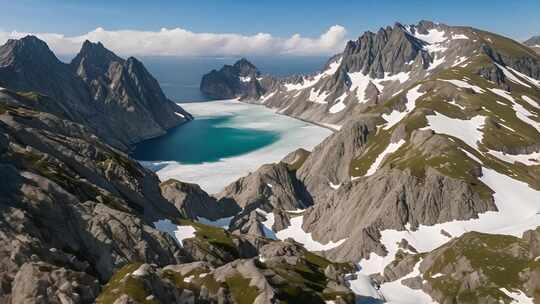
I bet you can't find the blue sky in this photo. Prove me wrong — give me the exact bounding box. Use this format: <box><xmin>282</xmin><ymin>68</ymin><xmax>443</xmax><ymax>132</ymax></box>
<box><xmin>0</xmin><ymin>0</ymin><xmax>538</xmax><ymax>57</ymax></box>
<box><xmin>1</xmin><ymin>0</ymin><xmax>538</xmax><ymax>40</ymax></box>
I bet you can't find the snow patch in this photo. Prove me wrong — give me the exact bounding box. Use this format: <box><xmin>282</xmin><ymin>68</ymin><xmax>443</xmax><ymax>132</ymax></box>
<box><xmin>414</xmin><ymin>28</ymin><xmax>447</xmax><ymax>44</ymax></box>
<box><xmin>424</xmin><ymin>113</ymin><xmax>485</xmax><ymax>149</ymax></box>
<box><xmin>359</xmin><ymin>167</ymin><xmax>540</xmax><ymax>280</ymax></box>
<box><xmin>329</xmin><ymin>182</ymin><xmax>341</xmax><ymax>190</ymax></box>
<box><xmin>239</xmin><ymin>76</ymin><xmax>252</xmax><ymax>83</ymax></box>
<box><xmin>447</xmin><ymin>98</ymin><xmax>466</xmax><ymax>110</ymax></box>
<box><xmin>382</xmin><ymin>85</ymin><xmax>425</xmax><ymax>130</ymax></box>
<box><xmin>284</xmin><ymin>58</ymin><xmax>342</xmax><ymax>91</ymax></box>
<box><xmin>427</xmin><ymin>55</ymin><xmax>446</xmax><ymax>71</ymax></box>
<box><xmin>494</xmin><ymin>63</ymin><xmax>531</xmax><ymax>88</ymax></box>
<box><xmin>460</xmin><ymin>148</ymin><xmax>482</xmax><ymax>164</ymax></box>
<box><xmin>488</xmin><ymin>150</ymin><xmax>540</xmax><ymax>166</ymax></box>
<box><xmin>308</xmin><ymin>88</ymin><xmax>330</xmax><ymax>104</ymax></box>
<box><xmin>174</xmin><ymin>112</ymin><xmax>185</xmax><ymax>118</ymax></box>
<box><xmin>329</xmin><ymin>92</ymin><xmax>347</xmax><ymax>114</ymax></box>
<box><xmin>451</xmin><ymin>34</ymin><xmax>469</xmax><ymax>40</ymax></box>
<box><xmin>275</xmin><ymin>215</ymin><xmax>346</xmax><ymax>251</ymax></box>
<box><xmin>512</xmin><ymin>103</ymin><xmax>540</xmax><ymax>133</ymax></box>
<box><xmin>365</xmin><ymin>139</ymin><xmax>406</xmax><ymax>176</ymax></box>
<box><xmin>260</xmin><ymin>91</ymin><xmax>276</xmax><ymax>103</ymax></box>
<box><xmin>376</xmin><ymin>259</ymin><xmax>436</xmax><ymax>304</ymax></box>
<box><xmin>441</xmin><ymin>79</ymin><xmax>485</xmax><ymax>93</ymax></box>
<box><xmin>348</xmin><ymin>71</ymin><xmax>411</xmax><ymax>104</ymax></box>
<box><xmin>451</xmin><ymin>56</ymin><xmax>469</xmax><ymax>67</ymax></box>
<box><xmin>499</xmin><ymin>288</ymin><xmax>534</xmax><ymax>304</ymax></box>
<box><xmin>321</xmin><ymin>123</ymin><xmax>342</xmax><ymax>131</ymax></box>
<box><xmin>522</xmin><ymin>95</ymin><xmax>539</xmax><ymax>109</ymax></box>
<box><xmin>507</xmin><ymin>67</ymin><xmax>540</xmax><ymax>88</ymax></box>
<box><xmin>153</xmin><ymin>219</ymin><xmax>196</xmax><ymax>247</ymax></box>
<box><xmin>345</xmin><ymin>272</ymin><xmax>384</xmax><ymax>301</ymax></box>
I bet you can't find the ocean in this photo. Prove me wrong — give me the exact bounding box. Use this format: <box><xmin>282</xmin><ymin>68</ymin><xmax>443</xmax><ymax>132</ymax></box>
<box><xmin>140</xmin><ymin>56</ymin><xmax>328</xmax><ymax>102</ymax></box>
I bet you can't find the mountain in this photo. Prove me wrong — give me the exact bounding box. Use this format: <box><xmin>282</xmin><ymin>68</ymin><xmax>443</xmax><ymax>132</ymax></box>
<box><xmin>0</xmin><ymin>89</ymin><xmax>353</xmax><ymax>303</ymax></box>
<box><xmin>525</xmin><ymin>35</ymin><xmax>540</xmax><ymax>47</ymax></box>
<box><xmin>1</xmin><ymin>19</ymin><xmax>540</xmax><ymax>303</ymax></box>
<box><xmin>200</xmin><ymin>58</ymin><xmax>269</xmax><ymax>100</ymax></box>
<box><xmin>0</xmin><ymin>36</ymin><xmax>191</xmax><ymax>149</ymax></box>
<box><xmin>525</xmin><ymin>35</ymin><xmax>540</xmax><ymax>55</ymax></box>
<box><xmin>200</xmin><ymin>20</ymin><xmax>540</xmax><ymax>302</ymax></box>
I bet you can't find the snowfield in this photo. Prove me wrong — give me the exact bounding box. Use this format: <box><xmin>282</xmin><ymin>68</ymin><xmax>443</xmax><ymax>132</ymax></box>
<box><xmin>441</xmin><ymin>79</ymin><xmax>486</xmax><ymax>93</ymax></box>
<box><xmin>274</xmin><ymin>214</ymin><xmax>347</xmax><ymax>251</ymax></box>
<box><xmin>153</xmin><ymin>219</ymin><xmax>196</xmax><ymax>246</ymax></box>
<box><xmin>383</xmin><ymin>84</ymin><xmax>425</xmax><ymax>130</ymax></box>
<box><xmin>329</xmin><ymin>93</ymin><xmax>347</xmax><ymax>113</ymax></box>
<box><xmin>424</xmin><ymin>113</ymin><xmax>486</xmax><ymax>149</ymax></box>
<box><xmin>365</xmin><ymin>139</ymin><xmax>406</xmax><ymax>177</ymax></box>
<box><xmin>142</xmin><ymin>100</ymin><xmax>332</xmax><ymax>194</ymax></box>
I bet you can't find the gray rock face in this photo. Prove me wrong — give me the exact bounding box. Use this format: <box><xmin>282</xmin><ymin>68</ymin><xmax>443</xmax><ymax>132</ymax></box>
<box><xmin>10</xmin><ymin>262</ymin><xmax>100</xmax><ymax>304</ymax></box>
<box><xmin>0</xmin><ymin>36</ymin><xmax>191</xmax><ymax>149</ymax></box>
<box><xmin>216</xmin><ymin>162</ymin><xmax>310</xmax><ymax>211</ymax></box>
<box><xmin>200</xmin><ymin>58</ymin><xmax>269</xmax><ymax>100</ymax></box>
<box><xmin>160</xmin><ymin>179</ymin><xmax>240</xmax><ymax>220</ymax></box>
<box><xmin>98</xmin><ymin>238</ymin><xmax>356</xmax><ymax>304</ymax></box>
<box><xmin>215</xmin><ymin>160</ymin><xmax>312</xmax><ymax>238</ymax></box>
<box><xmin>0</xmin><ymin>95</ymin><xmax>189</xmax><ymax>301</ymax></box>
<box><xmin>340</xmin><ymin>22</ymin><xmax>431</xmax><ymax>77</ymax></box>
<box><xmin>297</xmin><ymin>119</ymin><xmax>377</xmax><ymax>202</ymax></box>
<box><xmin>417</xmin><ymin>231</ymin><xmax>539</xmax><ymax>303</ymax></box>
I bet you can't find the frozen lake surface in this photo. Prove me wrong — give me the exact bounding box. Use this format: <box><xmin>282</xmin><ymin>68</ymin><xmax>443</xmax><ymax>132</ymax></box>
<box><xmin>134</xmin><ymin>100</ymin><xmax>332</xmax><ymax>194</ymax></box>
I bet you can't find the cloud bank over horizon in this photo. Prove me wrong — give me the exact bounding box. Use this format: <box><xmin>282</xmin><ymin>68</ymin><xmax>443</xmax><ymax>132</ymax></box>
<box><xmin>0</xmin><ymin>25</ymin><xmax>348</xmax><ymax>57</ymax></box>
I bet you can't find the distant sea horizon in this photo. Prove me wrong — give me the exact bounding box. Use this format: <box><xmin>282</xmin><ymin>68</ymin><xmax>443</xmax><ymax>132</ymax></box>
<box><xmin>59</xmin><ymin>54</ymin><xmax>329</xmax><ymax>102</ymax></box>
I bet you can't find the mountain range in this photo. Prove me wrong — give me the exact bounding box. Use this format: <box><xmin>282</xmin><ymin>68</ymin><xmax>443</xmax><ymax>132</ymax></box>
<box><xmin>0</xmin><ymin>19</ymin><xmax>540</xmax><ymax>304</ymax></box>
<box><xmin>199</xmin><ymin>20</ymin><xmax>540</xmax><ymax>303</ymax></box>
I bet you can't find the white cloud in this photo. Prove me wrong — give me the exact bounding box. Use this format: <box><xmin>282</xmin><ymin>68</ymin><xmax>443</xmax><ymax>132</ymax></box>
<box><xmin>0</xmin><ymin>25</ymin><xmax>347</xmax><ymax>57</ymax></box>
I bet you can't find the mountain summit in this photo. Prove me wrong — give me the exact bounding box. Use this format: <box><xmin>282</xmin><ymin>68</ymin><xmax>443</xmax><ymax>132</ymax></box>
<box><xmin>0</xmin><ymin>36</ymin><xmax>191</xmax><ymax>148</ymax></box>
<box><xmin>200</xmin><ymin>58</ymin><xmax>266</xmax><ymax>100</ymax></box>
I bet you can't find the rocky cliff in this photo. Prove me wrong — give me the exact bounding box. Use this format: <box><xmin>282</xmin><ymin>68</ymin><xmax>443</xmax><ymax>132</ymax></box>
<box><xmin>200</xmin><ymin>58</ymin><xmax>271</xmax><ymax>100</ymax></box>
<box><xmin>0</xmin><ymin>89</ymin><xmax>354</xmax><ymax>303</ymax></box>
<box><xmin>0</xmin><ymin>36</ymin><xmax>191</xmax><ymax>149</ymax></box>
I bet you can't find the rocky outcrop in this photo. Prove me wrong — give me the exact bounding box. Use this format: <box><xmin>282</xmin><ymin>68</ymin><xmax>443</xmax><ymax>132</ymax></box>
<box><xmin>10</xmin><ymin>262</ymin><xmax>100</xmax><ymax>304</ymax></box>
<box><xmin>160</xmin><ymin>179</ymin><xmax>240</xmax><ymax>220</ymax></box>
<box><xmin>97</xmin><ymin>239</ymin><xmax>356</xmax><ymax>304</ymax></box>
<box><xmin>380</xmin><ymin>230</ymin><xmax>540</xmax><ymax>303</ymax></box>
<box><xmin>0</xmin><ymin>93</ymin><xmax>190</xmax><ymax>301</ymax></box>
<box><xmin>200</xmin><ymin>58</ymin><xmax>269</xmax><ymax>100</ymax></box>
<box><xmin>0</xmin><ymin>36</ymin><xmax>191</xmax><ymax>149</ymax></box>
<box><xmin>216</xmin><ymin>162</ymin><xmax>310</xmax><ymax>211</ymax></box>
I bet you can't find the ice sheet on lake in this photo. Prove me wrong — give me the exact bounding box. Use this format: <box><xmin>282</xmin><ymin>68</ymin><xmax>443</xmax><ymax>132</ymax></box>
<box><xmin>140</xmin><ymin>100</ymin><xmax>332</xmax><ymax>194</ymax></box>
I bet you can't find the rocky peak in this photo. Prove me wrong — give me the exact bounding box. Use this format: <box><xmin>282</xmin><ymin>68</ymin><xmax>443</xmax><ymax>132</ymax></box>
<box><xmin>524</xmin><ymin>35</ymin><xmax>540</xmax><ymax>47</ymax></box>
<box><xmin>0</xmin><ymin>36</ymin><xmax>191</xmax><ymax>148</ymax></box>
<box><xmin>70</xmin><ymin>40</ymin><xmax>124</xmax><ymax>79</ymax></box>
<box><xmin>0</xmin><ymin>35</ymin><xmax>61</xmax><ymax>68</ymax></box>
<box><xmin>233</xmin><ymin>57</ymin><xmax>260</xmax><ymax>76</ymax></box>
<box><xmin>341</xmin><ymin>22</ymin><xmax>429</xmax><ymax>77</ymax></box>
<box><xmin>200</xmin><ymin>58</ymin><xmax>266</xmax><ymax>100</ymax></box>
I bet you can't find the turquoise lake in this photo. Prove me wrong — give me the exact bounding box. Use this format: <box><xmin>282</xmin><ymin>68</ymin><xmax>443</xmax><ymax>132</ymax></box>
<box><xmin>133</xmin><ymin>100</ymin><xmax>332</xmax><ymax>193</ymax></box>
<box><xmin>132</xmin><ymin>115</ymin><xmax>280</xmax><ymax>164</ymax></box>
